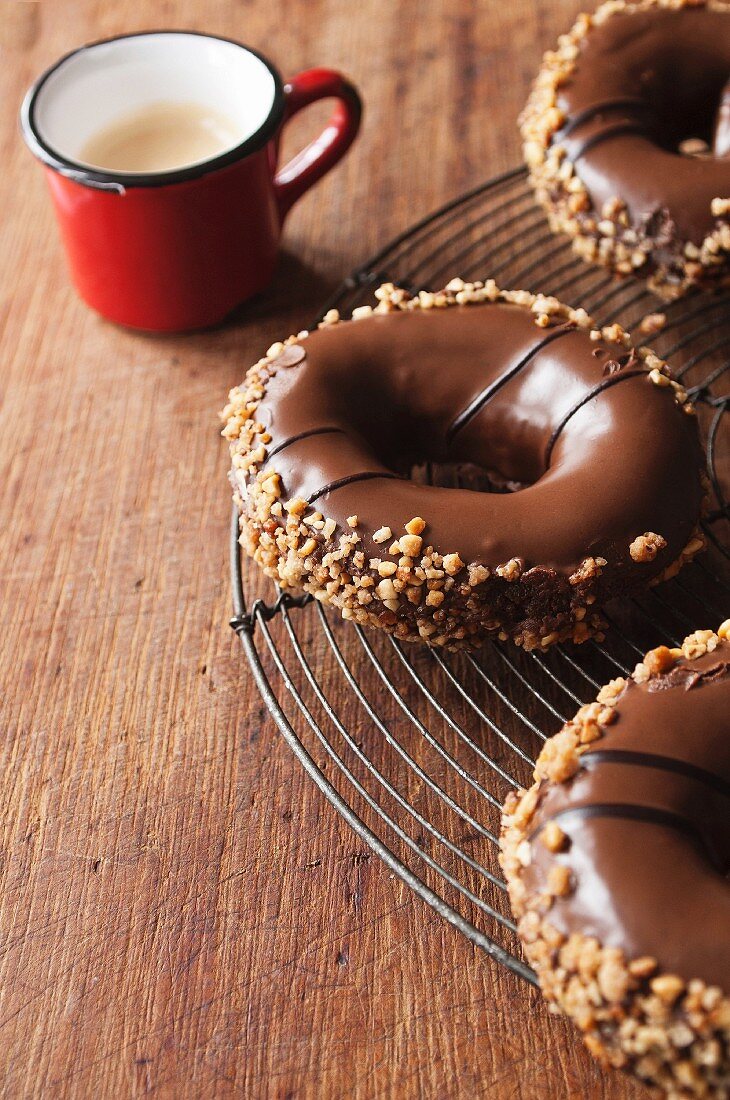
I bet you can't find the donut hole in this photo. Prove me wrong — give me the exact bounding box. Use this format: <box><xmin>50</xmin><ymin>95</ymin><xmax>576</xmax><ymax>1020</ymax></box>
<box><xmin>657</xmin><ymin>107</ymin><xmax>718</xmax><ymax>158</ymax></box>
<box><xmin>350</xmin><ymin>421</ymin><xmax>540</xmax><ymax>497</ymax></box>
<box><xmin>343</xmin><ymin>399</ymin><xmax>545</xmax><ymax>494</ymax></box>
<box><xmin>640</xmin><ymin>60</ymin><xmax>729</xmax><ymax>156</ymax></box>
<box><xmin>411</xmin><ymin>461</ymin><xmax>531</xmax><ymax>495</ymax></box>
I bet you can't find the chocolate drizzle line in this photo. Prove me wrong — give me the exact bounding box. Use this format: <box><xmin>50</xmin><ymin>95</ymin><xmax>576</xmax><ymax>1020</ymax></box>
<box><xmin>266</xmin><ymin>425</ymin><xmax>345</xmax><ymax>462</ymax></box>
<box><xmin>537</xmin><ymin>802</ymin><xmax>704</xmax><ymax>845</ymax></box>
<box><xmin>544</xmin><ymin>368</ymin><xmax>647</xmax><ymax>466</ymax></box>
<box><xmin>306</xmin><ymin>471</ymin><xmax>402</xmax><ymax>506</ymax></box>
<box><xmin>572</xmin><ymin>121</ymin><xmax>651</xmax><ymax>161</ymax></box>
<box><xmin>447</xmin><ymin>324</ymin><xmax>575</xmax><ymax>443</ymax></box>
<box><xmin>580</xmin><ymin>750</ymin><xmax>730</xmax><ymax>800</ymax></box>
<box><xmin>557</xmin><ymin>96</ymin><xmax>649</xmax><ymax>139</ymax></box>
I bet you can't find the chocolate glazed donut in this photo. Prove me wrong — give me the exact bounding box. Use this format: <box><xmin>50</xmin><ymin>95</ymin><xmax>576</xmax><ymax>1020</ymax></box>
<box><xmin>522</xmin><ymin>0</ymin><xmax>730</xmax><ymax>298</ymax></box>
<box><xmin>501</xmin><ymin>624</ymin><xmax>730</xmax><ymax>1097</ymax></box>
<box><xmin>222</xmin><ymin>280</ymin><xmax>706</xmax><ymax>651</ymax></box>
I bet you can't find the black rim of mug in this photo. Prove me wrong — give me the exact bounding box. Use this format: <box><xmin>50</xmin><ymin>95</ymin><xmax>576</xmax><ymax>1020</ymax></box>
<box><xmin>19</xmin><ymin>30</ymin><xmax>287</xmax><ymax>192</ymax></box>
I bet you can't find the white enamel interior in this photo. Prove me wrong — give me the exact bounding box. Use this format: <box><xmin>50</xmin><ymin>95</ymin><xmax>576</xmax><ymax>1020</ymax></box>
<box><xmin>33</xmin><ymin>33</ymin><xmax>277</xmax><ymax>173</ymax></box>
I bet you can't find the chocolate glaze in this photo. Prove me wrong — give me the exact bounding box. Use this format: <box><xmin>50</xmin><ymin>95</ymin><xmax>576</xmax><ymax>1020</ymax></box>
<box><xmin>447</xmin><ymin>322</ymin><xmax>575</xmax><ymax>441</ymax></box>
<box><xmin>524</xmin><ymin>646</ymin><xmax>730</xmax><ymax>989</ymax></box>
<box><xmin>554</xmin><ymin>5</ymin><xmax>730</xmax><ymax>243</ymax></box>
<box><xmin>256</xmin><ymin>303</ymin><xmax>703</xmax><ymax>575</ymax></box>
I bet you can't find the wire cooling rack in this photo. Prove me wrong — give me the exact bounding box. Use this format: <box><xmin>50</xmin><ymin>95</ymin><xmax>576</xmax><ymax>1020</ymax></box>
<box><xmin>230</xmin><ymin>166</ymin><xmax>730</xmax><ymax>984</ymax></box>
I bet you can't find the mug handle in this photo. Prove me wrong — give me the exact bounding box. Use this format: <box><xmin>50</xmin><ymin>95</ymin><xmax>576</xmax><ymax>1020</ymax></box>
<box><xmin>274</xmin><ymin>68</ymin><xmax>362</xmax><ymax>222</ymax></box>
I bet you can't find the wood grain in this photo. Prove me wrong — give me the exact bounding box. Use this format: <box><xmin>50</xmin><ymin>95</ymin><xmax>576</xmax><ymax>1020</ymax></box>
<box><xmin>0</xmin><ymin>1</ymin><xmax>647</xmax><ymax>1096</ymax></box>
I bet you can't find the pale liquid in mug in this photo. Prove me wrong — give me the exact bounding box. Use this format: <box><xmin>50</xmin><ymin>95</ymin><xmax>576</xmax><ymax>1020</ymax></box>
<box><xmin>78</xmin><ymin>101</ymin><xmax>241</xmax><ymax>172</ymax></box>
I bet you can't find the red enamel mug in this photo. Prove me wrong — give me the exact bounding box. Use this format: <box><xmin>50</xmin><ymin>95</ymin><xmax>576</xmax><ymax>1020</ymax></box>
<box><xmin>20</xmin><ymin>32</ymin><xmax>362</xmax><ymax>332</ymax></box>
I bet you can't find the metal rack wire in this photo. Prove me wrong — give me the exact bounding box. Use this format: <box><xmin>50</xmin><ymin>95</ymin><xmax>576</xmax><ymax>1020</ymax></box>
<box><xmin>230</xmin><ymin>166</ymin><xmax>729</xmax><ymax>984</ymax></box>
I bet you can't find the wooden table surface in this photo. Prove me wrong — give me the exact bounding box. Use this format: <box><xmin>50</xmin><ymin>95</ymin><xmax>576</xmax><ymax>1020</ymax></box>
<box><xmin>0</xmin><ymin>2</ymin><xmax>649</xmax><ymax>1096</ymax></box>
